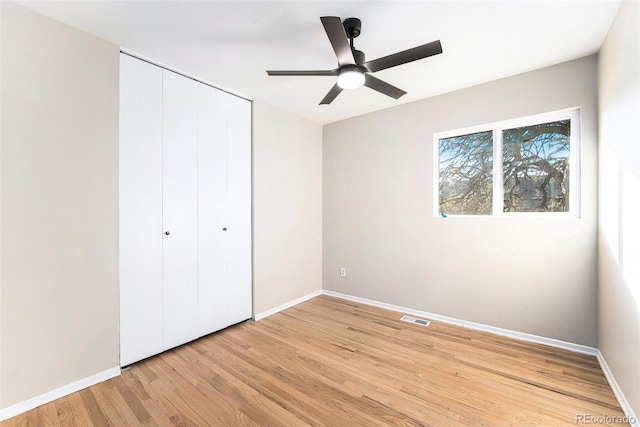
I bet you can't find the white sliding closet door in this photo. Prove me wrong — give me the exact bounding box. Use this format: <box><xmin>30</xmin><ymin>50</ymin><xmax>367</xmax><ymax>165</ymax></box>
<box><xmin>198</xmin><ymin>86</ymin><xmax>252</xmax><ymax>333</ymax></box>
<box><xmin>119</xmin><ymin>55</ymin><xmax>164</xmax><ymax>366</ymax></box>
<box><xmin>162</xmin><ymin>71</ymin><xmax>200</xmax><ymax>349</ymax></box>
<box><xmin>226</xmin><ymin>95</ymin><xmax>252</xmax><ymax>324</ymax></box>
<box><xmin>120</xmin><ymin>53</ymin><xmax>252</xmax><ymax>366</ymax></box>
<box><xmin>198</xmin><ymin>85</ymin><xmax>229</xmax><ymax>335</ymax></box>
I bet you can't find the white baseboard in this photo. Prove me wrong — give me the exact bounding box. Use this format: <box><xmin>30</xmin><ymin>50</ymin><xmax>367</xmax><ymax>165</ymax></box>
<box><xmin>323</xmin><ymin>290</ymin><xmax>598</xmax><ymax>355</ymax></box>
<box><xmin>254</xmin><ymin>289</ymin><xmax>323</xmax><ymax>321</ymax></box>
<box><xmin>0</xmin><ymin>366</ymin><xmax>121</xmax><ymax>421</ymax></box>
<box><xmin>596</xmin><ymin>351</ymin><xmax>639</xmax><ymax>427</ymax></box>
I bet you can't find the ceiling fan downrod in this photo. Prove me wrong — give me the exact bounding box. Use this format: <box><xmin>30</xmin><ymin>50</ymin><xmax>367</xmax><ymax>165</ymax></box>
<box><xmin>343</xmin><ymin>17</ymin><xmax>363</xmax><ymax>64</ymax></box>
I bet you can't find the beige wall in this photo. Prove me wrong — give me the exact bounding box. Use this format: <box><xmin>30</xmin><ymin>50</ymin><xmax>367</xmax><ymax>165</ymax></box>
<box><xmin>253</xmin><ymin>100</ymin><xmax>323</xmax><ymax>316</ymax></box>
<box><xmin>323</xmin><ymin>56</ymin><xmax>599</xmax><ymax>346</ymax></box>
<box><xmin>598</xmin><ymin>0</ymin><xmax>640</xmax><ymax>416</ymax></box>
<box><xmin>0</xmin><ymin>2</ymin><xmax>120</xmax><ymax>408</ymax></box>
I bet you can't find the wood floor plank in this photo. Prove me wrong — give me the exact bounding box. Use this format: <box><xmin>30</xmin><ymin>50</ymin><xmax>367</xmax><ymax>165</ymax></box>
<box><xmin>112</xmin><ymin>377</ymin><xmax>152</xmax><ymax>424</ymax></box>
<box><xmin>8</xmin><ymin>412</ymin><xmax>27</xmax><ymax>427</ymax></box>
<box><xmin>65</xmin><ymin>391</ymin><xmax>97</xmax><ymax>426</ymax></box>
<box><xmin>1</xmin><ymin>295</ymin><xmax>630</xmax><ymax>426</ymax></box>
<box><xmin>53</xmin><ymin>400</ymin><xmax>76</xmax><ymax>427</ymax></box>
<box><xmin>91</xmin><ymin>380</ymin><xmax>140</xmax><ymax>426</ymax></box>
<box><xmin>78</xmin><ymin>388</ymin><xmax>111</xmax><ymax>426</ymax></box>
<box><xmin>36</xmin><ymin>402</ymin><xmax>60</xmax><ymax>427</ymax></box>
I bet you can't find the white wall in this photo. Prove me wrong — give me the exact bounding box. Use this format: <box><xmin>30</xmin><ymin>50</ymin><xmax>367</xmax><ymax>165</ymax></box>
<box><xmin>253</xmin><ymin>100</ymin><xmax>323</xmax><ymax>316</ymax></box>
<box><xmin>0</xmin><ymin>2</ymin><xmax>120</xmax><ymax>408</ymax></box>
<box><xmin>323</xmin><ymin>56</ymin><xmax>599</xmax><ymax>346</ymax></box>
<box><xmin>598</xmin><ymin>0</ymin><xmax>640</xmax><ymax>417</ymax></box>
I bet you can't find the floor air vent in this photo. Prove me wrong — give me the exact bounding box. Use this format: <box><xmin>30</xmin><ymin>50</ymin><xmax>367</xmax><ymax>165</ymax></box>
<box><xmin>400</xmin><ymin>315</ymin><xmax>430</xmax><ymax>327</ymax></box>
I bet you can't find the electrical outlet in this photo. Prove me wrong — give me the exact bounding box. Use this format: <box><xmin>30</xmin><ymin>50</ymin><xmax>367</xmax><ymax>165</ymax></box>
<box><xmin>340</xmin><ymin>267</ymin><xmax>346</xmax><ymax>277</ymax></box>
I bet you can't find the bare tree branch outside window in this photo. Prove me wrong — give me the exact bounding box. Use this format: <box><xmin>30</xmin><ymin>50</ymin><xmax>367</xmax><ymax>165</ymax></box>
<box><xmin>439</xmin><ymin>131</ymin><xmax>493</xmax><ymax>215</ymax></box>
<box><xmin>438</xmin><ymin>118</ymin><xmax>572</xmax><ymax>215</ymax></box>
<box><xmin>502</xmin><ymin>120</ymin><xmax>570</xmax><ymax>212</ymax></box>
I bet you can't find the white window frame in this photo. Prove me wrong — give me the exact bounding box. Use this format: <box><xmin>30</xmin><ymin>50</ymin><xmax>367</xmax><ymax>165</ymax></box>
<box><xmin>433</xmin><ymin>108</ymin><xmax>581</xmax><ymax>218</ymax></box>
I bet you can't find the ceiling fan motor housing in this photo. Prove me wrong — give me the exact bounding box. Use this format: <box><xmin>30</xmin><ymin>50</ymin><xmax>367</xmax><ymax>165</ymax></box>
<box><xmin>343</xmin><ymin>17</ymin><xmax>362</xmax><ymax>39</ymax></box>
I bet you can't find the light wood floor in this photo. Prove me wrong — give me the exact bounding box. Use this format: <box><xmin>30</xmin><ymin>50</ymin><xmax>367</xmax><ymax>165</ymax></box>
<box><xmin>2</xmin><ymin>295</ymin><xmax>628</xmax><ymax>426</ymax></box>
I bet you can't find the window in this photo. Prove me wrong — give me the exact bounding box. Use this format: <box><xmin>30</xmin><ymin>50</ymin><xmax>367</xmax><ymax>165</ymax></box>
<box><xmin>438</xmin><ymin>131</ymin><xmax>493</xmax><ymax>215</ymax></box>
<box><xmin>436</xmin><ymin>109</ymin><xmax>580</xmax><ymax>216</ymax></box>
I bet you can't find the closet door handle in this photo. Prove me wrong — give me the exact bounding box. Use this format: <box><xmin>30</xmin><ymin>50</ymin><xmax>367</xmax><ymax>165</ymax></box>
<box><xmin>165</xmin><ymin>231</ymin><xmax>170</xmax><ymax>235</ymax></box>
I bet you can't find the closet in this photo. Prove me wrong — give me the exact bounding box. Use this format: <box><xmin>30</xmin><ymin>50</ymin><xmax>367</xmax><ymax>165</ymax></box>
<box><xmin>119</xmin><ymin>53</ymin><xmax>252</xmax><ymax>366</ymax></box>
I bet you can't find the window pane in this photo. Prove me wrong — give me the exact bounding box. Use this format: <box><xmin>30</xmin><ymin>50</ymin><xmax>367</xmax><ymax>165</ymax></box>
<box><xmin>502</xmin><ymin>120</ymin><xmax>570</xmax><ymax>212</ymax></box>
<box><xmin>439</xmin><ymin>131</ymin><xmax>493</xmax><ymax>215</ymax></box>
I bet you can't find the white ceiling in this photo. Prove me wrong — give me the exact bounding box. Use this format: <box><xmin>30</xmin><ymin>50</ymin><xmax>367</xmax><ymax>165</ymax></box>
<box><xmin>18</xmin><ymin>0</ymin><xmax>621</xmax><ymax>125</ymax></box>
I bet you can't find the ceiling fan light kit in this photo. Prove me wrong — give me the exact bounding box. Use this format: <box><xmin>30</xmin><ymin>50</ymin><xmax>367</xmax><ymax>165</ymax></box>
<box><xmin>266</xmin><ymin>16</ymin><xmax>442</xmax><ymax>105</ymax></box>
<box><xmin>337</xmin><ymin>65</ymin><xmax>365</xmax><ymax>89</ymax></box>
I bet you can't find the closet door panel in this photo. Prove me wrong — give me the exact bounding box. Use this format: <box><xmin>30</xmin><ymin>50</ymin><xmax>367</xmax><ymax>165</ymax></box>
<box><xmin>119</xmin><ymin>54</ymin><xmax>164</xmax><ymax>366</ymax></box>
<box><xmin>197</xmin><ymin>85</ymin><xmax>228</xmax><ymax>336</ymax></box>
<box><xmin>162</xmin><ymin>70</ymin><xmax>200</xmax><ymax>349</ymax></box>
<box><xmin>226</xmin><ymin>96</ymin><xmax>253</xmax><ymax>324</ymax></box>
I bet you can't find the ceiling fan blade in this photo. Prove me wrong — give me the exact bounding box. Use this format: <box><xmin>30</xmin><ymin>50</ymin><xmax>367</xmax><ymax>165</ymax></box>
<box><xmin>320</xmin><ymin>83</ymin><xmax>343</xmax><ymax>105</ymax></box>
<box><xmin>320</xmin><ymin>16</ymin><xmax>356</xmax><ymax>67</ymax></box>
<box><xmin>364</xmin><ymin>74</ymin><xmax>406</xmax><ymax>99</ymax></box>
<box><xmin>267</xmin><ymin>70</ymin><xmax>337</xmax><ymax>76</ymax></box>
<box><xmin>364</xmin><ymin>40</ymin><xmax>442</xmax><ymax>73</ymax></box>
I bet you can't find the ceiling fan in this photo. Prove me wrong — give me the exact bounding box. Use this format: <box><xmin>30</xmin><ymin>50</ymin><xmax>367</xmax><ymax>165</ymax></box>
<box><xmin>267</xmin><ymin>16</ymin><xmax>443</xmax><ymax>105</ymax></box>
